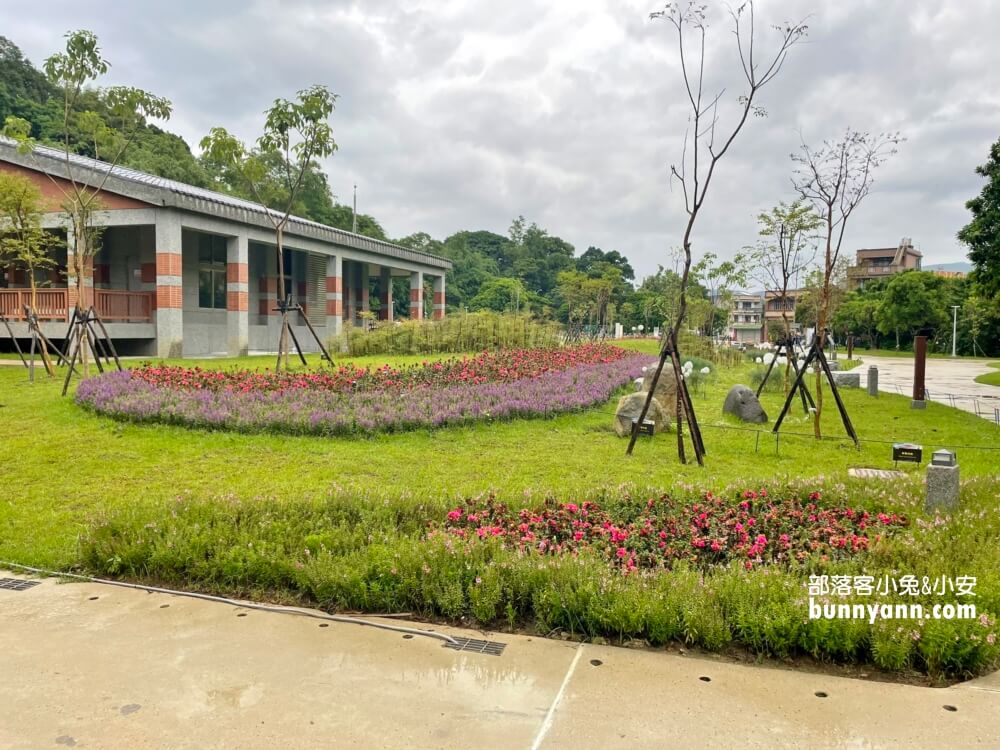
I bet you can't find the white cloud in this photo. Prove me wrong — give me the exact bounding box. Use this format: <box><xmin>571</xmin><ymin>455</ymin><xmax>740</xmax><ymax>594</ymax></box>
<box><xmin>4</xmin><ymin>0</ymin><xmax>997</xmax><ymax>276</ymax></box>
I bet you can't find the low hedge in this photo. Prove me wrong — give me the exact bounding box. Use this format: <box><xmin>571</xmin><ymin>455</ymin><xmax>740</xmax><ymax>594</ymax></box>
<box><xmin>79</xmin><ymin>478</ymin><xmax>1000</xmax><ymax>680</ymax></box>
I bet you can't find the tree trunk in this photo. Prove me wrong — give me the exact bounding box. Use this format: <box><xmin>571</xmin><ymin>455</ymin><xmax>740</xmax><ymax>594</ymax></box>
<box><xmin>276</xmin><ymin>224</ymin><xmax>290</xmax><ymax>372</ymax></box>
<box><xmin>74</xmin><ymin>215</ymin><xmax>90</xmax><ymax>377</ymax></box>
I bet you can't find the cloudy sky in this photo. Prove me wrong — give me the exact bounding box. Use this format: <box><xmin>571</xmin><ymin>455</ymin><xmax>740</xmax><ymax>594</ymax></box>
<box><xmin>5</xmin><ymin>0</ymin><xmax>998</xmax><ymax>278</ymax></box>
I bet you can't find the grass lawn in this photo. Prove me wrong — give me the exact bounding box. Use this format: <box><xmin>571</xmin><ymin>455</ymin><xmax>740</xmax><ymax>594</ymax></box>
<box><xmin>975</xmin><ymin>362</ymin><xmax>1000</xmax><ymax>387</ymax></box>
<box><xmin>3</xmin><ymin>343</ymin><xmax>1000</xmax><ymax>679</ymax></box>
<box><xmin>2</xmin><ymin>345</ymin><xmax>999</xmax><ymax>569</ymax></box>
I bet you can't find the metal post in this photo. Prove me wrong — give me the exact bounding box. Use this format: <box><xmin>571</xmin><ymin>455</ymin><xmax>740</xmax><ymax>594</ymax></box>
<box><xmin>951</xmin><ymin>305</ymin><xmax>959</xmax><ymax>358</ymax></box>
<box><xmin>912</xmin><ymin>335</ymin><xmax>927</xmax><ymax>409</ymax></box>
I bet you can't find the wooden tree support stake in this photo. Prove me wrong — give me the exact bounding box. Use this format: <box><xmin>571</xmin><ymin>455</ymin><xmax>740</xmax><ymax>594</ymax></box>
<box><xmin>1</xmin><ymin>312</ymin><xmax>28</xmax><ymax>368</ymax></box>
<box><xmin>771</xmin><ymin>330</ymin><xmax>859</xmax><ymax>446</ymax></box>
<box><xmin>273</xmin><ymin>297</ymin><xmax>333</xmax><ymax>370</ymax></box>
<box><xmin>626</xmin><ymin>331</ymin><xmax>705</xmax><ymax>466</ymax></box>
<box><xmin>755</xmin><ymin>337</ymin><xmax>815</xmax><ymax>414</ymax></box>
<box><xmin>60</xmin><ymin>306</ymin><xmax>123</xmax><ymax>396</ymax></box>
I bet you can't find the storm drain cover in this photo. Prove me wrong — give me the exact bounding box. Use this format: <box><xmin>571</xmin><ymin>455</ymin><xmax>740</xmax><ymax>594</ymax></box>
<box><xmin>0</xmin><ymin>578</ymin><xmax>41</xmax><ymax>591</ymax></box>
<box><xmin>443</xmin><ymin>637</ymin><xmax>507</xmax><ymax>656</ymax></box>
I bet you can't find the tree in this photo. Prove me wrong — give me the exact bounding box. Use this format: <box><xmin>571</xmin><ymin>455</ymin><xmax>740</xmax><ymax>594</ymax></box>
<box><xmin>3</xmin><ymin>30</ymin><xmax>172</xmax><ymax>376</ymax></box>
<box><xmin>200</xmin><ymin>84</ymin><xmax>337</xmax><ymax>371</ymax></box>
<box><xmin>959</xmin><ymin>137</ymin><xmax>1000</xmax><ymax>299</ymax></box>
<box><xmin>791</xmin><ymin>128</ymin><xmax>901</xmax><ymax>437</ymax></box>
<box><xmin>695</xmin><ymin>251</ymin><xmax>748</xmax><ymax>339</ymax></box>
<box><xmin>633</xmin><ymin>1</ymin><xmax>806</xmax><ymax>462</ymax></box>
<box><xmin>0</xmin><ymin>171</ymin><xmax>57</xmax><ymax>373</ymax></box>
<box><xmin>469</xmin><ymin>277</ymin><xmax>528</xmax><ymax>313</ymax></box>
<box><xmin>963</xmin><ymin>292</ymin><xmax>1000</xmax><ymax>357</ymax></box>
<box><xmin>832</xmin><ymin>289</ymin><xmax>881</xmax><ymax>349</ymax></box>
<box><xmin>875</xmin><ymin>271</ymin><xmax>948</xmax><ymax>350</ymax></box>
<box><xmin>577</xmin><ymin>246</ymin><xmax>635</xmax><ymax>282</ymax></box>
<box><xmin>749</xmin><ymin>200</ymin><xmax>819</xmax><ymax>335</ymax></box>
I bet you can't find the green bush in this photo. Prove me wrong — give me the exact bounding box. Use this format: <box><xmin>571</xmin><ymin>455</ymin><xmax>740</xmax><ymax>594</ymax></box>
<box><xmin>329</xmin><ymin>312</ymin><xmax>562</xmax><ymax>356</ymax></box>
<box><xmin>748</xmin><ymin>366</ymin><xmax>787</xmax><ymax>393</ymax></box>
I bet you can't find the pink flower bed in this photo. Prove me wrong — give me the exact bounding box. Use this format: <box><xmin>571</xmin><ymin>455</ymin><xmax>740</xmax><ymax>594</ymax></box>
<box><xmin>128</xmin><ymin>344</ymin><xmax>630</xmax><ymax>394</ymax></box>
<box><xmin>439</xmin><ymin>490</ymin><xmax>907</xmax><ymax>573</ymax></box>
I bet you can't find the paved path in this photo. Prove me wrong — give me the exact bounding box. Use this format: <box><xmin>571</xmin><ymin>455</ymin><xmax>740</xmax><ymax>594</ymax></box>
<box><xmin>858</xmin><ymin>355</ymin><xmax>1000</xmax><ymax>422</ymax></box>
<box><xmin>1</xmin><ymin>572</ymin><xmax>997</xmax><ymax>749</ymax></box>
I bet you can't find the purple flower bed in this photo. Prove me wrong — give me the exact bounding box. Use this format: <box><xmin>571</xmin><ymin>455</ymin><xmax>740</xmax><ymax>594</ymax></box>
<box><xmin>75</xmin><ymin>355</ymin><xmax>650</xmax><ymax>436</ymax></box>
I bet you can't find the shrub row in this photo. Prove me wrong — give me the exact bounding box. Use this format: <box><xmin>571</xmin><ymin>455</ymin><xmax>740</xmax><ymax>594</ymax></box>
<box><xmin>78</xmin><ymin>479</ymin><xmax>1000</xmax><ymax>680</ymax></box>
<box><xmin>331</xmin><ymin>312</ymin><xmax>562</xmax><ymax>356</ymax></box>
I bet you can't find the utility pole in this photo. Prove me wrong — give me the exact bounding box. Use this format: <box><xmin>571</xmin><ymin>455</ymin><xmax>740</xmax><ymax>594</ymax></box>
<box><xmin>352</xmin><ymin>184</ymin><xmax>358</xmax><ymax>234</ymax></box>
<box><xmin>951</xmin><ymin>305</ymin><xmax>959</xmax><ymax>357</ymax></box>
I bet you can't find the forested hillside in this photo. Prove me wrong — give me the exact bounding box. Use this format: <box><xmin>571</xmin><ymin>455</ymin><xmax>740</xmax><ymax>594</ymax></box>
<box><xmin>0</xmin><ymin>34</ymin><xmax>721</xmax><ymax>328</ymax></box>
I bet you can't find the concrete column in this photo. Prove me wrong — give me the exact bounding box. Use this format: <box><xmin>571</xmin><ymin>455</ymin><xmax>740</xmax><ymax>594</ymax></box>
<box><xmin>379</xmin><ymin>266</ymin><xmax>393</xmax><ymax>322</ymax></box>
<box><xmin>154</xmin><ymin>212</ymin><xmax>183</xmax><ymax>358</ymax></box>
<box><xmin>342</xmin><ymin>260</ymin><xmax>355</xmax><ymax>325</ymax></box>
<box><xmin>325</xmin><ymin>254</ymin><xmax>342</xmax><ymax>336</ymax></box>
<box><xmin>432</xmin><ymin>275</ymin><xmax>446</xmax><ymax>320</ymax></box>
<box><xmin>360</xmin><ymin>264</ymin><xmax>370</xmax><ymax>314</ymax></box>
<box><xmin>410</xmin><ymin>270</ymin><xmax>424</xmax><ymax>320</ymax></box>
<box><xmin>226</xmin><ymin>233</ymin><xmax>249</xmax><ymax>357</ymax></box>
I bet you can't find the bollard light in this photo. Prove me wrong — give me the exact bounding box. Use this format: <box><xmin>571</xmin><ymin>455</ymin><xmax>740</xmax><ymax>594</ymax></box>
<box><xmin>931</xmin><ymin>449</ymin><xmax>957</xmax><ymax>467</ymax></box>
<box><xmin>926</xmin><ymin>448</ymin><xmax>960</xmax><ymax>513</ymax></box>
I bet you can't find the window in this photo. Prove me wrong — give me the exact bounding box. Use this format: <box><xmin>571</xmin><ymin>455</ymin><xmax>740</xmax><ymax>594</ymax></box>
<box><xmin>283</xmin><ymin>250</ymin><xmax>294</xmax><ymax>301</ymax></box>
<box><xmin>198</xmin><ymin>234</ymin><xmax>227</xmax><ymax>310</ymax></box>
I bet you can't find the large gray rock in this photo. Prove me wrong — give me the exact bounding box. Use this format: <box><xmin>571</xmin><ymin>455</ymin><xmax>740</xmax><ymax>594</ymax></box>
<box><xmin>832</xmin><ymin>371</ymin><xmax>860</xmax><ymax>388</ymax></box>
<box><xmin>723</xmin><ymin>384</ymin><xmax>768</xmax><ymax>423</ymax></box>
<box><xmin>614</xmin><ymin>392</ymin><xmax>670</xmax><ymax>437</ymax></box>
<box><xmin>641</xmin><ymin>369</ymin><xmax>678</xmax><ymax>417</ymax></box>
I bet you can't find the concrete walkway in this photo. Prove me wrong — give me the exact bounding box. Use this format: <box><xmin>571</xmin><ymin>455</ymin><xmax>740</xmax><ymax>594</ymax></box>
<box><xmin>1</xmin><ymin>573</ymin><xmax>997</xmax><ymax>749</ymax></box>
<box><xmin>859</xmin><ymin>355</ymin><xmax>1000</xmax><ymax>421</ymax></box>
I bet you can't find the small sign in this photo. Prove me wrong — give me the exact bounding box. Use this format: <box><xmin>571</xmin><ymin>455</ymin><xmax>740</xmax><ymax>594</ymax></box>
<box><xmin>632</xmin><ymin>419</ymin><xmax>656</xmax><ymax>436</ymax></box>
<box><xmin>892</xmin><ymin>442</ymin><xmax>923</xmax><ymax>463</ymax></box>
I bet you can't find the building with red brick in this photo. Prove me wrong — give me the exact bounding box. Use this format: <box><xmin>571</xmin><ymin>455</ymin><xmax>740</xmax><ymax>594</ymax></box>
<box><xmin>0</xmin><ymin>140</ymin><xmax>450</xmax><ymax>357</ymax></box>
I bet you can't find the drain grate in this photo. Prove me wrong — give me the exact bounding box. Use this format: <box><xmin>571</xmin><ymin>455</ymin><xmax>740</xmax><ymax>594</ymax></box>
<box><xmin>443</xmin><ymin>637</ymin><xmax>507</xmax><ymax>656</ymax></box>
<box><xmin>0</xmin><ymin>578</ymin><xmax>41</xmax><ymax>591</ymax></box>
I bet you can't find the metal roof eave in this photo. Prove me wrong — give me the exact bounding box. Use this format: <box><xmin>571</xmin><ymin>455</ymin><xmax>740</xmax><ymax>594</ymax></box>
<box><xmin>0</xmin><ymin>139</ymin><xmax>452</xmax><ymax>271</ymax></box>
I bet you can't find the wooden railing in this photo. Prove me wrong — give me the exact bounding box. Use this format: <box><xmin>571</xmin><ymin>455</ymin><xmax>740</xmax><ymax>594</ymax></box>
<box><xmin>95</xmin><ymin>289</ymin><xmax>153</xmax><ymax>322</ymax></box>
<box><xmin>0</xmin><ymin>288</ymin><xmax>153</xmax><ymax>323</ymax></box>
<box><xmin>0</xmin><ymin>289</ymin><xmax>70</xmax><ymax>321</ymax></box>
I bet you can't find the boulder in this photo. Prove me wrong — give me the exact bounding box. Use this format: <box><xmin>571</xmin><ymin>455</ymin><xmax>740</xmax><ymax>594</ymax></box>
<box><xmin>641</xmin><ymin>370</ymin><xmax>678</xmax><ymax>416</ymax></box>
<box><xmin>614</xmin><ymin>392</ymin><xmax>670</xmax><ymax>437</ymax></box>
<box><xmin>723</xmin><ymin>384</ymin><xmax>768</xmax><ymax>423</ymax></box>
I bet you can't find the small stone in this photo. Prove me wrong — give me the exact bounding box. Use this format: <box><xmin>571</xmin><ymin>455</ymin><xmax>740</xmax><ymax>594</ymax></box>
<box><xmin>832</xmin><ymin>372</ymin><xmax>860</xmax><ymax>388</ymax></box>
<box><xmin>614</xmin><ymin>392</ymin><xmax>670</xmax><ymax>437</ymax></box>
<box><xmin>722</xmin><ymin>384</ymin><xmax>768</xmax><ymax>423</ymax></box>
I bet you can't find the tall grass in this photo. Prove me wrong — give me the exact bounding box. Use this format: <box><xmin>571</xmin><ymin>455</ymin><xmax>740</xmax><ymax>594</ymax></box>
<box><xmin>330</xmin><ymin>312</ymin><xmax>562</xmax><ymax>356</ymax></box>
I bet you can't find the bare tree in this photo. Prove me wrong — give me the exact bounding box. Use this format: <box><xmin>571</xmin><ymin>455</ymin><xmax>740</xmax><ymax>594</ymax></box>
<box><xmin>791</xmin><ymin>129</ymin><xmax>902</xmax><ymax>437</ymax></box>
<box><xmin>748</xmin><ymin>199</ymin><xmax>820</xmax><ymax>389</ymax></box>
<box><xmin>4</xmin><ymin>30</ymin><xmax>171</xmax><ymax>377</ymax></box>
<box><xmin>628</xmin><ymin>1</ymin><xmax>807</xmax><ymax>463</ymax></box>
